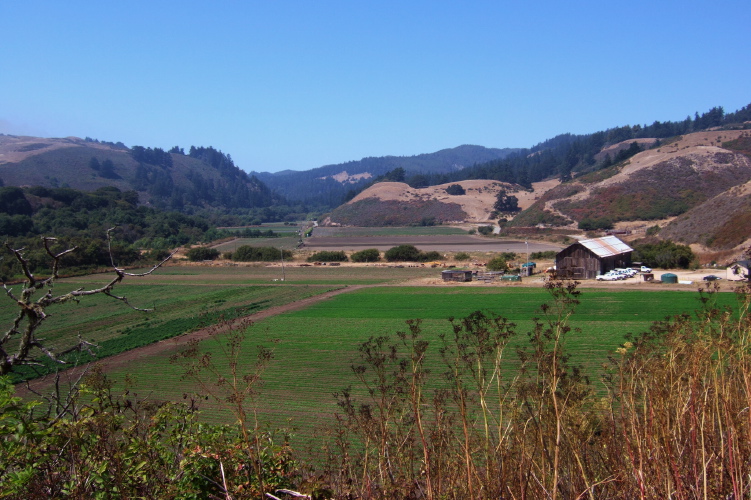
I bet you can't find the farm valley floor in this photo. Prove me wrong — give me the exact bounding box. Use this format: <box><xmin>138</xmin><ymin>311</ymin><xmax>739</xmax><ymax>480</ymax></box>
<box><xmin>14</xmin><ymin>263</ymin><xmax>746</xmax><ymax>454</ymax></box>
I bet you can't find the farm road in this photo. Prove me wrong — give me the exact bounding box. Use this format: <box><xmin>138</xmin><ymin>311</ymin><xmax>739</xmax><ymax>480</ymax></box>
<box><xmin>18</xmin><ymin>285</ymin><xmax>370</xmax><ymax>397</ymax></box>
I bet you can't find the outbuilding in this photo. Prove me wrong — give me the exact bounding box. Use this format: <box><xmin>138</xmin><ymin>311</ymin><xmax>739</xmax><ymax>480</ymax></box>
<box><xmin>555</xmin><ymin>236</ymin><xmax>633</xmax><ymax>280</ymax></box>
<box><xmin>727</xmin><ymin>260</ymin><xmax>751</xmax><ymax>282</ymax></box>
<box><xmin>441</xmin><ymin>270</ymin><xmax>473</xmax><ymax>282</ymax></box>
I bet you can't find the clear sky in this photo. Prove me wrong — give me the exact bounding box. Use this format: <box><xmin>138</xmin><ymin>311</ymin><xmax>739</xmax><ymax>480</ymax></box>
<box><xmin>1</xmin><ymin>1</ymin><xmax>749</xmax><ymax>173</ymax></box>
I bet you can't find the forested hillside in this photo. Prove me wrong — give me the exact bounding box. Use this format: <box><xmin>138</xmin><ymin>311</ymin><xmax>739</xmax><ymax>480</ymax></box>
<box><xmin>0</xmin><ymin>184</ymin><xmax>240</xmax><ymax>280</ymax></box>
<box><xmin>0</xmin><ymin>137</ymin><xmax>287</xmax><ymax>215</ymax></box>
<box><xmin>448</xmin><ymin>104</ymin><xmax>751</xmax><ymax>188</ymax></box>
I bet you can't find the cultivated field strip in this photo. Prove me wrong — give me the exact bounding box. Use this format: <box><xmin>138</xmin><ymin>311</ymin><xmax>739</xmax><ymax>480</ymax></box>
<box><xmin>95</xmin><ymin>285</ymin><xmax>739</xmax><ymax>451</ymax></box>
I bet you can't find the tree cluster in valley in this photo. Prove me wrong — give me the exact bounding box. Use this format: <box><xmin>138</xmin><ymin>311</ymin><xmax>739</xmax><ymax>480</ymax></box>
<box><xmin>0</xmin><ymin>185</ymin><xmax>228</xmax><ymax>279</ymax></box>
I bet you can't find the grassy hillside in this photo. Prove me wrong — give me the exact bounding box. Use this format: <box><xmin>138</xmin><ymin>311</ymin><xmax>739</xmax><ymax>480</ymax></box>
<box><xmin>326</xmin><ymin>197</ymin><xmax>468</xmax><ymax>226</ymax></box>
<box><xmin>507</xmin><ymin>130</ymin><xmax>751</xmax><ymax>249</ymax></box>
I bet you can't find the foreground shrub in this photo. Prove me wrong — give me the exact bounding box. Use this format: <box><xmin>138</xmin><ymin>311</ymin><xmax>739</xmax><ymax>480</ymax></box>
<box><xmin>0</xmin><ymin>366</ymin><xmax>297</xmax><ymax>498</ymax></box>
<box><xmin>186</xmin><ymin>246</ymin><xmax>220</xmax><ymax>261</ymax></box>
<box><xmin>350</xmin><ymin>248</ymin><xmax>381</xmax><ymax>262</ymax></box>
<box><xmin>232</xmin><ymin>245</ymin><xmax>292</xmax><ymax>262</ymax></box>
<box><xmin>307</xmin><ymin>251</ymin><xmax>348</xmax><ymax>262</ymax></box>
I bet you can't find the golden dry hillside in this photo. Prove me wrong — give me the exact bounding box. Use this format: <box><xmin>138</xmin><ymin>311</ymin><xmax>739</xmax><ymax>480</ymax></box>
<box><xmin>323</xmin><ymin>179</ymin><xmax>560</xmax><ymax>227</ymax></box>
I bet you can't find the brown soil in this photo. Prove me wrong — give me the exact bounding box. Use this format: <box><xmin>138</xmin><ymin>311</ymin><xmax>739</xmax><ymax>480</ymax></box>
<box><xmin>301</xmin><ymin>234</ymin><xmax>562</xmax><ymax>253</ymax></box>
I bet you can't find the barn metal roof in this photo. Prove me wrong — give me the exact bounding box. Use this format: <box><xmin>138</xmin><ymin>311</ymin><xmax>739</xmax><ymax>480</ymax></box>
<box><xmin>578</xmin><ymin>236</ymin><xmax>633</xmax><ymax>258</ymax></box>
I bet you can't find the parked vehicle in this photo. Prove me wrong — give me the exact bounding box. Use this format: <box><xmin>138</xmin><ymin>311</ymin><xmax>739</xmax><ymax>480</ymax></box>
<box><xmin>597</xmin><ymin>271</ymin><xmax>622</xmax><ymax>281</ymax></box>
<box><xmin>640</xmin><ymin>266</ymin><xmax>652</xmax><ymax>273</ymax></box>
<box><xmin>703</xmin><ymin>275</ymin><xmax>722</xmax><ymax>281</ymax></box>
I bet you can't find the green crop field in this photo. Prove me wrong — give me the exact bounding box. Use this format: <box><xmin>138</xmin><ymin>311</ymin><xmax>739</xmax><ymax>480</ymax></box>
<box><xmin>2</xmin><ymin>264</ymin><xmax>440</xmax><ymax>382</ymax></box>
<box><xmin>1</xmin><ymin>273</ymin><xmax>344</xmax><ymax>382</ymax></box>
<box><xmin>93</xmin><ymin>284</ymin><xmax>740</xmax><ymax>452</ymax></box>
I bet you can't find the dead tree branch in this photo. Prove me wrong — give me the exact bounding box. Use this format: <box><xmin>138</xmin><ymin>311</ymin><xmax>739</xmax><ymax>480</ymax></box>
<box><xmin>0</xmin><ymin>232</ymin><xmax>174</xmax><ymax>376</ymax></box>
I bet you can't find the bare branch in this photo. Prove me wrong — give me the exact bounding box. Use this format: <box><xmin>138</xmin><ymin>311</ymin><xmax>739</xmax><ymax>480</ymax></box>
<box><xmin>1</xmin><ymin>232</ymin><xmax>173</xmax><ymax>375</ymax></box>
<box><xmin>103</xmin><ymin>290</ymin><xmax>154</xmax><ymax>312</ymax></box>
<box><xmin>6</xmin><ymin>244</ymin><xmax>35</xmax><ymax>286</ymax></box>
<box><xmin>275</xmin><ymin>489</ymin><xmax>311</xmax><ymax>498</ymax></box>
<box><xmin>118</xmin><ymin>250</ymin><xmax>177</xmax><ymax>278</ymax></box>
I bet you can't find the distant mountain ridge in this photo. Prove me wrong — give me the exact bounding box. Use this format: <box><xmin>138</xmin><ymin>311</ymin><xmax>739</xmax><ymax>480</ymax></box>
<box><xmin>252</xmin><ymin>145</ymin><xmax>519</xmax><ymax>205</ymax></box>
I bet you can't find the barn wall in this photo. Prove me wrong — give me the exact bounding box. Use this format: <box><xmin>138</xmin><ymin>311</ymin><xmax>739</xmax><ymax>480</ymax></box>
<box><xmin>555</xmin><ymin>245</ymin><xmax>632</xmax><ymax>279</ymax></box>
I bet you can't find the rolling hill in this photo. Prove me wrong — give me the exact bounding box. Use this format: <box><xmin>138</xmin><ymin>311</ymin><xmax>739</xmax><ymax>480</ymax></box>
<box><xmin>511</xmin><ymin>130</ymin><xmax>751</xmax><ymax>251</ymax></box>
<box><xmin>323</xmin><ymin>179</ymin><xmax>552</xmax><ymax>227</ymax></box>
<box><xmin>252</xmin><ymin>144</ymin><xmax>519</xmax><ymax>205</ymax></box>
<box><xmin>323</xmin><ymin>129</ymin><xmax>751</xmax><ymax>255</ymax></box>
<box><xmin>0</xmin><ymin>135</ymin><xmax>278</xmax><ymax>211</ymax></box>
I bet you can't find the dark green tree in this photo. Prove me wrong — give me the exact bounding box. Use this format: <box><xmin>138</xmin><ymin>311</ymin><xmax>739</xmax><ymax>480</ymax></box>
<box><xmin>493</xmin><ymin>189</ymin><xmax>520</xmax><ymax>214</ymax></box>
<box><xmin>445</xmin><ymin>184</ymin><xmax>466</xmax><ymax>195</ymax></box>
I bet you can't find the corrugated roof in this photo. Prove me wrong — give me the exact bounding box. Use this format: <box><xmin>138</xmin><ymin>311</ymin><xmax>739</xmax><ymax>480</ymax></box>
<box><xmin>578</xmin><ymin>236</ymin><xmax>633</xmax><ymax>258</ymax></box>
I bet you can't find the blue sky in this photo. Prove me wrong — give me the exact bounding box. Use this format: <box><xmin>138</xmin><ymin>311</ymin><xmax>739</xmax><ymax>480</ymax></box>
<box><xmin>1</xmin><ymin>1</ymin><xmax>749</xmax><ymax>173</ymax></box>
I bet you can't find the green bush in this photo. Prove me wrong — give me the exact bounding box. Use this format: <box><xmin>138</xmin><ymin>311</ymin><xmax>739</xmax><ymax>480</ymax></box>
<box><xmin>307</xmin><ymin>251</ymin><xmax>348</xmax><ymax>263</ymax></box>
<box><xmin>530</xmin><ymin>250</ymin><xmax>557</xmax><ymax>260</ymax></box>
<box><xmin>632</xmin><ymin>240</ymin><xmax>696</xmax><ymax>269</ymax></box>
<box><xmin>486</xmin><ymin>255</ymin><xmax>509</xmax><ymax>272</ymax></box>
<box><xmin>350</xmin><ymin>248</ymin><xmax>381</xmax><ymax>263</ymax></box>
<box><xmin>454</xmin><ymin>252</ymin><xmax>471</xmax><ymax>261</ymax></box>
<box><xmin>384</xmin><ymin>245</ymin><xmax>441</xmax><ymax>262</ymax></box>
<box><xmin>421</xmin><ymin>251</ymin><xmax>442</xmax><ymax>262</ymax></box>
<box><xmin>233</xmin><ymin>245</ymin><xmax>292</xmax><ymax>262</ymax></box>
<box><xmin>145</xmin><ymin>248</ymin><xmax>171</xmax><ymax>261</ymax></box>
<box><xmin>186</xmin><ymin>247</ymin><xmax>220</xmax><ymax>261</ymax></box>
<box><xmin>578</xmin><ymin>217</ymin><xmax>614</xmax><ymax>231</ymax></box>
<box><xmin>477</xmin><ymin>225</ymin><xmax>494</xmax><ymax>235</ymax></box>
<box><xmin>385</xmin><ymin>244</ymin><xmax>422</xmax><ymax>262</ymax></box>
